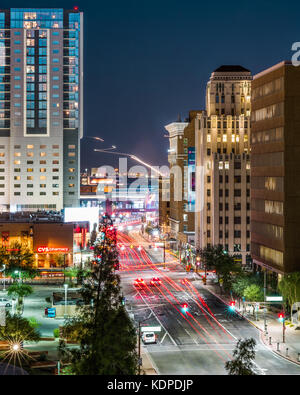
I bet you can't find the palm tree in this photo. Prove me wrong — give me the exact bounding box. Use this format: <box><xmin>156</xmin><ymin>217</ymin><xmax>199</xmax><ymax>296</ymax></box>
<box><xmin>278</xmin><ymin>272</ymin><xmax>300</xmax><ymax>321</ymax></box>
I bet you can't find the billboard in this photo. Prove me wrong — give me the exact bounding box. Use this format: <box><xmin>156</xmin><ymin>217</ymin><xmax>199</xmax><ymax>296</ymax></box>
<box><xmin>64</xmin><ymin>207</ymin><xmax>99</xmax><ymax>231</ymax></box>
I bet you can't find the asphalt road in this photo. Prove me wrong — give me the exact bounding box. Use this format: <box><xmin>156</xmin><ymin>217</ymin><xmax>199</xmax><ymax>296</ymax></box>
<box><xmin>119</xmin><ymin>231</ymin><xmax>300</xmax><ymax>375</ymax></box>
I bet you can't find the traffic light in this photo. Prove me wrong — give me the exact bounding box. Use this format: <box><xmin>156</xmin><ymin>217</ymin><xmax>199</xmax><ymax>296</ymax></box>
<box><xmin>278</xmin><ymin>312</ymin><xmax>285</xmax><ymax>322</ymax></box>
<box><xmin>181</xmin><ymin>303</ymin><xmax>189</xmax><ymax>313</ymax></box>
<box><xmin>229</xmin><ymin>301</ymin><xmax>235</xmax><ymax>311</ymax></box>
<box><xmin>121</xmin><ymin>297</ymin><xmax>126</xmax><ymax>306</ymax></box>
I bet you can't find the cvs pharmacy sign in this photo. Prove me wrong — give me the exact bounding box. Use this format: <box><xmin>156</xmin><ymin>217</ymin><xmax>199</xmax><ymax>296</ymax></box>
<box><xmin>37</xmin><ymin>246</ymin><xmax>69</xmax><ymax>253</ymax></box>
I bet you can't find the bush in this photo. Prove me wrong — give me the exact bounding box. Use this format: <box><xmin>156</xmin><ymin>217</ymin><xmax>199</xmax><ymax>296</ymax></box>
<box><xmin>45</xmin><ymin>297</ymin><xmax>51</xmax><ymax>304</ymax></box>
<box><xmin>53</xmin><ymin>328</ymin><xmax>60</xmax><ymax>338</ymax></box>
<box><xmin>28</xmin><ymin>317</ymin><xmax>41</xmax><ymax>329</ymax></box>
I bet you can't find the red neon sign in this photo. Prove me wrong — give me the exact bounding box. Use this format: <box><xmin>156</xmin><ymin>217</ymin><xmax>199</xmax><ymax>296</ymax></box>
<box><xmin>37</xmin><ymin>246</ymin><xmax>69</xmax><ymax>253</ymax></box>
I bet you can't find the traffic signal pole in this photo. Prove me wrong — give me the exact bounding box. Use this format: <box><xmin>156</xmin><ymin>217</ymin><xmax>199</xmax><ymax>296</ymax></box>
<box><xmin>282</xmin><ymin>303</ymin><xmax>286</xmax><ymax>343</ymax></box>
<box><xmin>163</xmin><ymin>241</ymin><xmax>166</xmax><ymax>269</ymax></box>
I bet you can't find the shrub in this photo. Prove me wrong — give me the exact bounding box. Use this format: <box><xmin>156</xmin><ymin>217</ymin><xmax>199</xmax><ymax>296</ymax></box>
<box><xmin>53</xmin><ymin>328</ymin><xmax>60</xmax><ymax>338</ymax></box>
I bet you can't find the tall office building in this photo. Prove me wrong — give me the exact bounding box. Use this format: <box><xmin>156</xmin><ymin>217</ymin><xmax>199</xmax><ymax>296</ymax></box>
<box><xmin>251</xmin><ymin>61</ymin><xmax>300</xmax><ymax>274</ymax></box>
<box><xmin>195</xmin><ymin>66</ymin><xmax>252</xmax><ymax>265</ymax></box>
<box><xmin>165</xmin><ymin>112</ymin><xmax>199</xmax><ymax>249</ymax></box>
<box><xmin>0</xmin><ymin>8</ymin><xmax>83</xmax><ymax>212</ymax></box>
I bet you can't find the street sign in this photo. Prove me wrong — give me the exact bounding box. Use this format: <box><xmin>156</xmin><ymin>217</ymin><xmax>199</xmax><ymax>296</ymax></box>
<box><xmin>48</xmin><ymin>307</ymin><xmax>56</xmax><ymax>318</ymax></box>
<box><xmin>266</xmin><ymin>296</ymin><xmax>283</xmax><ymax>302</ymax></box>
<box><xmin>140</xmin><ymin>326</ymin><xmax>161</xmax><ymax>333</ymax></box>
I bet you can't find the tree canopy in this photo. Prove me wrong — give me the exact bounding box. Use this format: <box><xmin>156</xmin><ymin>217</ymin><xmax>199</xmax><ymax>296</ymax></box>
<box><xmin>225</xmin><ymin>338</ymin><xmax>257</xmax><ymax>375</ymax></box>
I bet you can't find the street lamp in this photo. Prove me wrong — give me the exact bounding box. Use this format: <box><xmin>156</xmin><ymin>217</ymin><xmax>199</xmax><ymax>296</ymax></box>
<box><xmin>0</xmin><ymin>264</ymin><xmax>6</xmax><ymax>291</ymax></box>
<box><xmin>94</xmin><ymin>149</ymin><xmax>164</xmax><ymax>177</ymax></box>
<box><xmin>64</xmin><ymin>283</ymin><xmax>68</xmax><ymax>318</ymax></box>
<box><xmin>14</xmin><ymin>270</ymin><xmax>21</xmax><ymax>282</ymax></box>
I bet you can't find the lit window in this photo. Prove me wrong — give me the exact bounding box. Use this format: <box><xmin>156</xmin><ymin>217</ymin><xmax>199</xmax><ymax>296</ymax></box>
<box><xmin>27</xmin><ymin>144</ymin><xmax>34</xmax><ymax>149</ymax></box>
<box><xmin>69</xmin><ymin>168</ymin><xmax>75</xmax><ymax>173</ymax></box>
<box><xmin>14</xmin><ymin>152</ymin><xmax>21</xmax><ymax>157</ymax></box>
<box><xmin>40</xmin><ymin>152</ymin><xmax>46</xmax><ymax>157</ymax></box>
<box><xmin>14</xmin><ymin>160</ymin><xmax>21</xmax><ymax>165</ymax></box>
<box><xmin>27</xmin><ymin>152</ymin><xmax>34</xmax><ymax>157</ymax></box>
<box><xmin>40</xmin><ymin>176</ymin><xmax>46</xmax><ymax>180</ymax></box>
<box><xmin>27</xmin><ymin>168</ymin><xmax>34</xmax><ymax>172</ymax></box>
<box><xmin>40</xmin><ymin>168</ymin><xmax>46</xmax><ymax>173</ymax></box>
<box><xmin>27</xmin><ymin>176</ymin><xmax>33</xmax><ymax>180</ymax></box>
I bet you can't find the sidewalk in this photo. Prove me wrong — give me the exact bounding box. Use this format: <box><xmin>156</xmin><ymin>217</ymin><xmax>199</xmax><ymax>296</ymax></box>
<box><xmin>197</xmin><ymin>271</ymin><xmax>300</xmax><ymax>366</ymax></box>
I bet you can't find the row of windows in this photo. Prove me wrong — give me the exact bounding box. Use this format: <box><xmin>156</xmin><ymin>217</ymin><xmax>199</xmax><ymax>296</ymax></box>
<box><xmin>252</xmin><ymin>77</ymin><xmax>283</xmax><ymax>100</ymax></box>
<box><xmin>205</xmin><ymin>119</ymin><xmax>249</xmax><ymax>129</ymax></box>
<box><xmin>7</xmin><ymin>192</ymin><xmax>75</xmax><ymax>196</ymax></box>
<box><xmin>251</xmin><ymin>199</ymin><xmax>283</xmax><ymax>216</ymax></box>
<box><xmin>13</xmin><ymin>161</ymin><xmax>60</xmax><ymax>165</ymax></box>
<box><xmin>207</xmin><ymin>216</ymin><xmax>250</xmax><ymax>224</ymax></box>
<box><xmin>218</xmin><ymin>161</ymin><xmax>251</xmax><ymax>170</ymax></box>
<box><xmin>207</xmin><ymin>189</ymin><xmax>250</xmax><ymax>197</ymax></box>
<box><xmin>0</xmin><ymin>145</ymin><xmax>61</xmax><ymax>149</ymax></box>
<box><xmin>11</xmin><ymin>168</ymin><xmax>75</xmax><ymax>173</ymax></box>
<box><xmin>252</xmin><ymin>102</ymin><xmax>284</xmax><ymax>122</ymax></box>
<box><xmin>251</xmin><ymin>127</ymin><xmax>284</xmax><ymax>145</ymax></box>
<box><xmin>207</xmin><ymin>202</ymin><xmax>250</xmax><ymax>211</ymax></box>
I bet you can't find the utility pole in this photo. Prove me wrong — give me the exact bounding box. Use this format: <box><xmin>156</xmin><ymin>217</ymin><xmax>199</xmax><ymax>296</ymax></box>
<box><xmin>138</xmin><ymin>321</ymin><xmax>141</xmax><ymax>375</ymax></box>
<box><xmin>283</xmin><ymin>302</ymin><xmax>286</xmax><ymax>343</ymax></box>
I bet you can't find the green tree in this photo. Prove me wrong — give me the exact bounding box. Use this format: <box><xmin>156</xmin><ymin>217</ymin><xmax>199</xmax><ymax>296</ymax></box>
<box><xmin>0</xmin><ymin>242</ymin><xmax>36</xmax><ymax>281</ymax></box>
<box><xmin>0</xmin><ymin>312</ymin><xmax>40</xmax><ymax>343</ymax></box>
<box><xmin>243</xmin><ymin>284</ymin><xmax>263</xmax><ymax>317</ymax></box>
<box><xmin>243</xmin><ymin>284</ymin><xmax>263</xmax><ymax>302</ymax></box>
<box><xmin>225</xmin><ymin>338</ymin><xmax>257</xmax><ymax>375</ymax></box>
<box><xmin>199</xmin><ymin>245</ymin><xmax>241</xmax><ymax>293</ymax></box>
<box><xmin>232</xmin><ymin>273</ymin><xmax>263</xmax><ymax>298</ymax></box>
<box><xmin>278</xmin><ymin>272</ymin><xmax>300</xmax><ymax>321</ymax></box>
<box><xmin>59</xmin><ymin>215</ymin><xmax>138</xmax><ymax>375</ymax></box>
<box><xmin>7</xmin><ymin>283</ymin><xmax>33</xmax><ymax>315</ymax></box>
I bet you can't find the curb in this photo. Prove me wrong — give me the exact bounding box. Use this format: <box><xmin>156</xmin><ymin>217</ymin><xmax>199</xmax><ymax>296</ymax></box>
<box><xmin>260</xmin><ymin>331</ymin><xmax>300</xmax><ymax>366</ymax></box>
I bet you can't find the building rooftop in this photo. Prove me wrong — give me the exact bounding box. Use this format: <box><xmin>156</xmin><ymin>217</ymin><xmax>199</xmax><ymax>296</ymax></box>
<box><xmin>214</xmin><ymin>65</ymin><xmax>250</xmax><ymax>72</ymax></box>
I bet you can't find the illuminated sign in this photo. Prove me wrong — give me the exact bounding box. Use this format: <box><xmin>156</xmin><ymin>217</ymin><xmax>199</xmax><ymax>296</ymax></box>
<box><xmin>37</xmin><ymin>247</ymin><xmax>69</xmax><ymax>253</ymax></box>
<box><xmin>64</xmin><ymin>207</ymin><xmax>99</xmax><ymax>231</ymax></box>
<box><xmin>266</xmin><ymin>296</ymin><xmax>283</xmax><ymax>302</ymax></box>
<box><xmin>140</xmin><ymin>326</ymin><xmax>161</xmax><ymax>333</ymax></box>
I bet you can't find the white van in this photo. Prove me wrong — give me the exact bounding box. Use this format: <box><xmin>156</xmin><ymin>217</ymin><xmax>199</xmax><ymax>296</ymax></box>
<box><xmin>142</xmin><ymin>332</ymin><xmax>156</xmax><ymax>344</ymax></box>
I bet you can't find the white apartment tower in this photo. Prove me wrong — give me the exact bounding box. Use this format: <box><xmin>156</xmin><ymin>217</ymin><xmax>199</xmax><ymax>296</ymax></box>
<box><xmin>0</xmin><ymin>8</ymin><xmax>83</xmax><ymax>212</ymax></box>
<box><xmin>195</xmin><ymin>66</ymin><xmax>252</xmax><ymax>265</ymax></box>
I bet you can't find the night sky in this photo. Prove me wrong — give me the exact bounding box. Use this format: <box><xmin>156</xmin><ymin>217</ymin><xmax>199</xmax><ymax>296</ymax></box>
<box><xmin>3</xmin><ymin>1</ymin><xmax>299</xmax><ymax>170</ymax></box>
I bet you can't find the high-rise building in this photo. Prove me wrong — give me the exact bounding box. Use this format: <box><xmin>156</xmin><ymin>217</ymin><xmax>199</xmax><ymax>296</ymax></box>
<box><xmin>251</xmin><ymin>61</ymin><xmax>300</xmax><ymax>274</ymax></box>
<box><xmin>0</xmin><ymin>8</ymin><xmax>83</xmax><ymax>212</ymax></box>
<box><xmin>195</xmin><ymin>66</ymin><xmax>252</xmax><ymax>265</ymax></box>
<box><xmin>165</xmin><ymin>112</ymin><xmax>199</xmax><ymax>249</ymax></box>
